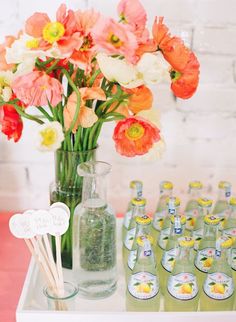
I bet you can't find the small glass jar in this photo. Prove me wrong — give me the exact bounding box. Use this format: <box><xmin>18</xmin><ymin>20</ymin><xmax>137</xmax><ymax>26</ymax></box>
<box><xmin>43</xmin><ymin>282</ymin><xmax>78</xmax><ymax>311</ymax></box>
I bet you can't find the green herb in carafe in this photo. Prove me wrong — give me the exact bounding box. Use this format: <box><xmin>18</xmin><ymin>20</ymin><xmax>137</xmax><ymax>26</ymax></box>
<box><xmin>151</xmin><ymin>181</ymin><xmax>173</xmax><ymax>245</ymax></box>
<box><xmin>184</xmin><ymin>181</ymin><xmax>203</xmax><ymax>235</ymax></box>
<box><xmin>192</xmin><ymin>198</ymin><xmax>212</xmax><ymax>251</ymax></box>
<box><xmin>212</xmin><ymin>181</ymin><xmax>231</xmax><ymax>231</ymax></box>
<box><xmin>126</xmin><ymin>235</ymin><xmax>160</xmax><ymax>312</ymax></box>
<box><xmin>122</xmin><ymin>181</ymin><xmax>143</xmax><ymax>241</ymax></box>
<box><xmin>200</xmin><ymin>236</ymin><xmax>235</xmax><ymax>311</ymax></box>
<box><xmin>164</xmin><ymin>236</ymin><xmax>199</xmax><ymax>311</ymax></box>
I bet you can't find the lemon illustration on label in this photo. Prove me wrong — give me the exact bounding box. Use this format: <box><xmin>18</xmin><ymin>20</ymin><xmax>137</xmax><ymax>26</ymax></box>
<box><xmin>179</xmin><ymin>283</ymin><xmax>193</xmax><ymax>294</ymax></box>
<box><xmin>202</xmin><ymin>257</ymin><xmax>213</xmax><ymax>268</ymax></box>
<box><xmin>136</xmin><ymin>283</ymin><xmax>152</xmax><ymax>294</ymax></box>
<box><xmin>210</xmin><ymin>283</ymin><xmax>225</xmax><ymax>294</ymax></box>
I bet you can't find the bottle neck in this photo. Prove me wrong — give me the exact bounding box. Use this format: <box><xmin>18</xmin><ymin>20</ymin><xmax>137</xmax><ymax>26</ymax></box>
<box><xmin>199</xmin><ymin>205</ymin><xmax>211</xmax><ymax>217</ymax></box>
<box><xmin>170</xmin><ymin>216</ymin><xmax>184</xmax><ymax>236</ymax></box>
<box><xmin>135</xmin><ymin>222</ymin><xmax>151</xmax><ymax>238</ymax></box>
<box><xmin>132</xmin><ymin>204</ymin><xmax>146</xmax><ymax>217</ymax></box>
<box><xmin>178</xmin><ymin>246</ymin><xmax>192</xmax><ymax>261</ymax></box>
<box><xmin>203</xmin><ymin>223</ymin><xmax>218</xmax><ymax>238</ymax></box>
<box><xmin>136</xmin><ymin>239</ymin><xmax>155</xmax><ymax>265</ymax></box>
<box><xmin>160</xmin><ymin>188</ymin><xmax>173</xmax><ymax>197</ymax></box>
<box><xmin>82</xmin><ymin>175</ymin><xmax>108</xmax><ymax>209</ymax></box>
<box><xmin>228</xmin><ymin>205</ymin><xmax>236</xmax><ymax>219</ymax></box>
<box><xmin>218</xmin><ymin>187</ymin><xmax>231</xmax><ymax>201</ymax></box>
<box><xmin>189</xmin><ymin>187</ymin><xmax>201</xmax><ymax>199</ymax></box>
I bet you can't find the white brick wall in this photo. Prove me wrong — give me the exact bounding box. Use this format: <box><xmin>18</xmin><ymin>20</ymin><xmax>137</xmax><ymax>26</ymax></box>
<box><xmin>0</xmin><ymin>0</ymin><xmax>236</xmax><ymax>214</ymax></box>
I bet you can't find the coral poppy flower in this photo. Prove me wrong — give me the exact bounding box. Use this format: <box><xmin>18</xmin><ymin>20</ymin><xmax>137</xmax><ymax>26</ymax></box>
<box><xmin>122</xmin><ymin>85</ymin><xmax>153</xmax><ymax>114</ymax></box>
<box><xmin>12</xmin><ymin>71</ymin><xmax>63</xmax><ymax>107</ymax></box>
<box><xmin>0</xmin><ymin>103</ymin><xmax>23</xmax><ymax>142</ymax></box>
<box><xmin>0</xmin><ymin>35</ymin><xmax>19</xmax><ymax>71</ymax></box>
<box><xmin>92</xmin><ymin>17</ymin><xmax>137</xmax><ymax>63</ymax></box>
<box><xmin>113</xmin><ymin>116</ymin><xmax>160</xmax><ymax>157</ymax></box>
<box><xmin>64</xmin><ymin>87</ymin><xmax>106</xmax><ymax>132</ymax></box>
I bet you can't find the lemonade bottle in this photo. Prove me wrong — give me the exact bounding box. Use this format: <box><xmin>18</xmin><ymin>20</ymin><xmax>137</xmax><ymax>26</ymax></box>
<box><xmin>122</xmin><ymin>181</ymin><xmax>143</xmax><ymax>240</ymax></box>
<box><xmin>195</xmin><ymin>214</ymin><xmax>220</xmax><ymax>288</ymax></box>
<box><xmin>185</xmin><ymin>181</ymin><xmax>203</xmax><ymax>235</ymax></box>
<box><xmin>212</xmin><ymin>181</ymin><xmax>232</xmax><ymax>231</ymax></box>
<box><xmin>123</xmin><ymin>197</ymin><xmax>146</xmax><ymax>265</ymax></box>
<box><xmin>160</xmin><ymin>214</ymin><xmax>186</xmax><ymax>294</ymax></box>
<box><xmin>164</xmin><ymin>237</ymin><xmax>199</xmax><ymax>311</ymax></box>
<box><xmin>126</xmin><ymin>235</ymin><xmax>160</xmax><ymax>312</ymax></box>
<box><xmin>192</xmin><ymin>198</ymin><xmax>213</xmax><ymax>251</ymax></box>
<box><xmin>156</xmin><ymin>197</ymin><xmax>181</xmax><ymax>263</ymax></box>
<box><xmin>126</xmin><ymin>215</ymin><xmax>152</xmax><ymax>282</ymax></box>
<box><xmin>152</xmin><ymin>181</ymin><xmax>173</xmax><ymax>245</ymax></box>
<box><xmin>200</xmin><ymin>236</ymin><xmax>235</xmax><ymax>311</ymax></box>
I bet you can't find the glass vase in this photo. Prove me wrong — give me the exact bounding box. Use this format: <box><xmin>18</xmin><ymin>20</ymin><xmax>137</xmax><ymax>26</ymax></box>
<box><xmin>50</xmin><ymin>148</ymin><xmax>96</xmax><ymax>269</ymax></box>
<box><xmin>73</xmin><ymin>161</ymin><xmax>117</xmax><ymax>299</ymax></box>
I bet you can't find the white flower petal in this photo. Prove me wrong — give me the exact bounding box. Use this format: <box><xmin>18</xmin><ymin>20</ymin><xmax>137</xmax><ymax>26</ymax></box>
<box><xmin>36</xmin><ymin>121</ymin><xmax>64</xmax><ymax>152</ymax></box>
<box><xmin>2</xmin><ymin>86</ymin><xmax>12</xmax><ymax>102</ymax></box>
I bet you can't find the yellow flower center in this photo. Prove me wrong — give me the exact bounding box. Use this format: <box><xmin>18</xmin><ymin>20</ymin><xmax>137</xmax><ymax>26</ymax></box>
<box><xmin>26</xmin><ymin>38</ymin><xmax>39</xmax><ymax>49</ymax></box>
<box><xmin>125</xmin><ymin>123</ymin><xmax>145</xmax><ymax>141</ymax></box>
<box><xmin>40</xmin><ymin>128</ymin><xmax>57</xmax><ymax>147</ymax></box>
<box><xmin>108</xmin><ymin>33</ymin><xmax>123</xmax><ymax>48</ymax></box>
<box><xmin>43</xmin><ymin>22</ymin><xmax>65</xmax><ymax>44</ymax></box>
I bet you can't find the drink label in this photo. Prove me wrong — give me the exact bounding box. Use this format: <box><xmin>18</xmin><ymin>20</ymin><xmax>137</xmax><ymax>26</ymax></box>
<box><xmin>168</xmin><ymin>273</ymin><xmax>198</xmax><ymax>300</ymax></box>
<box><xmin>185</xmin><ymin>209</ymin><xmax>198</xmax><ymax>231</ymax></box>
<box><xmin>161</xmin><ymin>248</ymin><xmax>179</xmax><ymax>272</ymax></box>
<box><xmin>158</xmin><ymin>227</ymin><xmax>170</xmax><ymax>250</ymax></box>
<box><xmin>123</xmin><ymin>210</ymin><xmax>132</xmax><ymax>229</ymax></box>
<box><xmin>203</xmin><ymin>272</ymin><xmax>234</xmax><ymax>300</ymax></box>
<box><xmin>231</xmin><ymin>248</ymin><xmax>236</xmax><ymax>271</ymax></box>
<box><xmin>152</xmin><ymin>211</ymin><xmax>164</xmax><ymax>231</ymax></box>
<box><xmin>124</xmin><ymin>227</ymin><xmax>135</xmax><ymax>250</ymax></box>
<box><xmin>192</xmin><ymin>228</ymin><xmax>203</xmax><ymax>250</ymax></box>
<box><xmin>128</xmin><ymin>272</ymin><xmax>158</xmax><ymax>300</ymax></box>
<box><xmin>128</xmin><ymin>249</ymin><xmax>137</xmax><ymax>270</ymax></box>
<box><xmin>195</xmin><ymin>247</ymin><xmax>215</xmax><ymax>273</ymax></box>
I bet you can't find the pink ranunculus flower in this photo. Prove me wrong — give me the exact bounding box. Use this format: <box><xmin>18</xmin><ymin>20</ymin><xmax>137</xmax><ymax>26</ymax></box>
<box><xmin>12</xmin><ymin>71</ymin><xmax>63</xmax><ymax>107</ymax></box>
<box><xmin>92</xmin><ymin>17</ymin><xmax>138</xmax><ymax>63</ymax></box>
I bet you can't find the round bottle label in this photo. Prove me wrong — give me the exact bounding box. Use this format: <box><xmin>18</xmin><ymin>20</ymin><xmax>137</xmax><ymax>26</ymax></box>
<box><xmin>161</xmin><ymin>248</ymin><xmax>179</xmax><ymax>272</ymax></box>
<box><xmin>123</xmin><ymin>210</ymin><xmax>132</xmax><ymax>229</ymax></box>
<box><xmin>195</xmin><ymin>247</ymin><xmax>215</xmax><ymax>273</ymax></box>
<box><xmin>158</xmin><ymin>227</ymin><xmax>170</xmax><ymax>250</ymax></box>
<box><xmin>168</xmin><ymin>273</ymin><xmax>198</xmax><ymax>300</ymax></box>
<box><xmin>128</xmin><ymin>272</ymin><xmax>158</xmax><ymax>300</ymax></box>
<box><xmin>203</xmin><ymin>272</ymin><xmax>234</xmax><ymax>300</ymax></box>
<box><xmin>231</xmin><ymin>248</ymin><xmax>236</xmax><ymax>271</ymax></box>
<box><xmin>124</xmin><ymin>227</ymin><xmax>135</xmax><ymax>250</ymax></box>
<box><xmin>192</xmin><ymin>228</ymin><xmax>203</xmax><ymax>250</ymax></box>
<box><xmin>185</xmin><ymin>209</ymin><xmax>198</xmax><ymax>231</ymax></box>
<box><xmin>153</xmin><ymin>211</ymin><xmax>165</xmax><ymax>231</ymax></box>
<box><xmin>223</xmin><ymin>227</ymin><xmax>236</xmax><ymax>238</ymax></box>
<box><xmin>128</xmin><ymin>249</ymin><xmax>138</xmax><ymax>270</ymax></box>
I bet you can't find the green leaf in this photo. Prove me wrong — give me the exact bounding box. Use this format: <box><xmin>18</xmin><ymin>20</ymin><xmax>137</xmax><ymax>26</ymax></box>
<box><xmin>208</xmin><ymin>282</ymin><xmax>215</xmax><ymax>286</ymax></box>
<box><xmin>200</xmin><ymin>257</ymin><xmax>207</xmax><ymax>261</ymax></box>
<box><xmin>174</xmin><ymin>283</ymin><xmax>182</xmax><ymax>287</ymax></box>
<box><xmin>134</xmin><ymin>282</ymin><xmax>140</xmax><ymax>286</ymax></box>
<box><xmin>168</xmin><ymin>258</ymin><xmax>174</xmax><ymax>262</ymax></box>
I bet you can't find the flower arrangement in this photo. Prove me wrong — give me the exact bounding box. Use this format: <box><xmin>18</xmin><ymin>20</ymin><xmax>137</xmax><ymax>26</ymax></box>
<box><xmin>0</xmin><ymin>0</ymin><xmax>199</xmax><ymax>157</ymax></box>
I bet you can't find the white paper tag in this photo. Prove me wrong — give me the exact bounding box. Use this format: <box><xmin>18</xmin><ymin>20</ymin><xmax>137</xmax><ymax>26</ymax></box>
<box><xmin>9</xmin><ymin>213</ymin><xmax>35</xmax><ymax>239</ymax></box>
<box><xmin>49</xmin><ymin>208</ymin><xmax>69</xmax><ymax>236</ymax></box>
<box><xmin>50</xmin><ymin>202</ymin><xmax>70</xmax><ymax>218</ymax></box>
<box><xmin>30</xmin><ymin>210</ymin><xmax>53</xmax><ymax>235</ymax></box>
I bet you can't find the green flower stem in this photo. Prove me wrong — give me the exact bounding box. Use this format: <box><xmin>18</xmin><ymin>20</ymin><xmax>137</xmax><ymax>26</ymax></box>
<box><xmin>36</xmin><ymin>57</ymin><xmax>54</xmax><ymax>67</ymax></box>
<box><xmin>37</xmin><ymin>106</ymin><xmax>54</xmax><ymax>121</ymax></box>
<box><xmin>74</xmin><ymin>126</ymin><xmax>82</xmax><ymax>151</ymax></box>
<box><xmin>8</xmin><ymin>103</ymin><xmax>44</xmax><ymax>124</ymax></box>
<box><xmin>46</xmin><ymin>59</ymin><xmax>60</xmax><ymax>74</ymax></box>
<box><xmin>88</xmin><ymin>68</ymin><xmax>101</xmax><ymax>87</ymax></box>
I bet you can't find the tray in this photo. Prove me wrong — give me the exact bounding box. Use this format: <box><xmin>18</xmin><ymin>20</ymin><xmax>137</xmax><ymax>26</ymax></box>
<box><xmin>16</xmin><ymin>219</ymin><xmax>236</xmax><ymax>322</ymax></box>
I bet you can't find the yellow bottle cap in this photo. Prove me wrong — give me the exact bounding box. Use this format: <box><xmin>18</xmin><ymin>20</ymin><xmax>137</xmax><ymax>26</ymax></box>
<box><xmin>136</xmin><ymin>235</ymin><xmax>154</xmax><ymax>246</ymax></box>
<box><xmin>189</xmin><ymin>181</ymin><xmax>203</xmax><ymax>189</ymax></box>
<box><xmin>166</xmin><ymin>197</ymin><xmax>181</xmax><ymax>207</ymax></box>
<box><xmin>178</xmin><ymin>236</ymin><xmax>195</xmax><ymax>248</ymax></box>
<box><xmin>131</xmin><ymin>198</ymin><xmax>146</xmax><ymax>206</ymax></box>
<box><xmin>130</xmin><ymin>180</ymin><xmax>143</xmax><ymax>189</ymax></box>
<box><xmin>218</xmin><ymin>181</ymin><xmax>231</xmax><ymax>189</ymax></box>
<box><xmin>135</xmin><ymin>215</ymin><xmax>151</xmax><ymax>225</ymax></box>
<box><xmin>197</xmin><ymin>197</ymin><xmax>213</xmax><ymax>207</ymax></box>
<box><xmin>161</xmin><ymin>181</ymin><xmax>173</xmax><ymax>190</ymax></box>
<box><xmin>229</xmin><ymin>197</ymin><xmax>236</xmax><ymax>206</ymax></box>
<box><xmin>204</xmin><ymin>214</ymin><xmax>220</xmax><ymax>225</ymax></box>
<box><xmin>217</xmin><ymin>236</ymin><xmax>233</xmax><ymax>249</ymax></box>
<box><xmin>170</xmin><ymin>215</ymin><xmax>186</xmax><ymax>225</ymax></box>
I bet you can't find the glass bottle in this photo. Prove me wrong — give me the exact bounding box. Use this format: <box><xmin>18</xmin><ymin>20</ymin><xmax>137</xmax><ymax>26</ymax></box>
<box><xmin>200</xmin><ymin>236</ymin><xmax>235</xmax><ymax>311</ymax></box>
<box><xmin>212</xmin><ymin>181</ymin><xmax>232</xmax><ymax>231</ymax></box>
<box><xmin>194</xmin><ymin>214</ymin><xmax>220</xmax><ymax>288</ymax></box>
<box><xmin>156</xmin><ymin>197</ymin><xmax>181</xmax><ymax>263</ymax></box>
<box><xmin>123</xmin><ymin>197</ymin><xmax>146</xmax><ymax>265</ymax></box>
<box><xmin>126</xmin><ymin>235</ymin><xmax>160</xmax><ymax>312</ymax></box>
<box><xmin>151</xmin><ymin>181</ymin><xmax>173</xmax><ymax>245</ymax></box>
<box><xmin>160</xmin><ymin>214</ymin><xmax>186</xmax><ymax>294</ymax></box>
<box><xmin>126</xmin><ymin>214</ymin><xmax>152</xmax><ymax>282</ymax></box>
<box><xmin>122</xmin><ymin>180</ymin><xmax>143</xmax><ymax>241</ymax></box>
<box><xmin>184</xmin><ymin>181</ymin><xmax>203</xmax><ymax>235</ymax></box>
<box><xmin>164</xmin><ymin>237</ymin><xmax>199</xmax><ymax>312</ymax></box>
<box><xmin>192</xmin><ymin>198</ymin><xmax>212</xmax><ymax>251</ymax></box>
<box><xmin>73</xmin><ymin>161</ymin><xmax>116</xmax><ymax>299</ymax></box>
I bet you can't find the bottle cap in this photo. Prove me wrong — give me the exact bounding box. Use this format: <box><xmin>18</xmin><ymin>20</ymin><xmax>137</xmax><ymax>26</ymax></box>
<box><xmin>160</xmin><ymin>181</ymin><xmax>173</xmax><ymax>190</ymax></box>
<box><xmin>136</xmin><ymin>235</ymin><xmax>153</xmax><ymax>246</ymax></box>
<box><xmin>131</xmin><ymin>198</ymin><xmax>146</xmax><ymax>206</ymax></box>
<box><xmin>170</xmin><ymin>215</ymin><xmax>186</xmax><ymax>225</ymax></box>
<box><xmin>130</xmin><ymin>180</ymin><xmax>143</xmax><ymax>189</ymax></box>
<box><xmin>178</xmin><ymin>236</ymin><xmax>194</xmax><ymax>248</ymax></box>
<box><xmin>197</xmin><ymin>197</ymin><xmax>213</xmax><ymax>208</ymax></box>
<box><xmin>166</xmin><ymin>196</ymin><xmax>181</xmax><ymax>207</ymax></box>
<box><xmin>217</xmin><ymin>236</ymin><xmax>233</xmax><ymax>249</ymax></box>
<box><xmin>204</xmin><ymin>214</ymin><xmax>220</xmax><ymax>225</ymax></box>
<box><xmin>229</xmin><ymin>197</ymin><xmax>236</xmax><ymax>206</ymax></box>
<box><xmin>189</xmin><ymin>181</ymin><xmax>203</xmax><ymax>189</ymax></box>
<box><xmin>218</xmin><ymin>181</ymin><xmax>231</xmax><ymax>189</ymax></box>
<box><xmin>135</xmin><ymin>215</ymin><xmax>151</xmax><ymax>225</ymax></box>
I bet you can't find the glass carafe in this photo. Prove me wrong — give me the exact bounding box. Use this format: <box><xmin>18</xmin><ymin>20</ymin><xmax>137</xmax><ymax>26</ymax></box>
<box><xmin>73</xmin><ymin>161</ymin><xmax>116</xmax><ymax>299</ymax></box>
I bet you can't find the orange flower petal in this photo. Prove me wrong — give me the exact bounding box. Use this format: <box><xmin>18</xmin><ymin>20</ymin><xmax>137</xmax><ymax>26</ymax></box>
<box><xmin>78</xmin><ymin>105</ymin><xmax>98</xmax><ymax>128</ymax></box>
<box><xmin>80</xmin><ymin>87</ymin><xmax>106</xmax><ymax>101</ymax></box>
<box><xmin>122</xmin><ymin>85</ymin><xmax>153</xmax><ymax>114</ymax></box>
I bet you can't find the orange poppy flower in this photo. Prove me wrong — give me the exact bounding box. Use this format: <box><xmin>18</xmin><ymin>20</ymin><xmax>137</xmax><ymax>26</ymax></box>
<box><xmin>122</xmin><ymin>85</ymin><xmax>153</xmax><ymax>114</ymax></box>
<box><xmin>113</xmin><ymin>116</ymin><xmax>160</xmax><ymax>157</ymax></box>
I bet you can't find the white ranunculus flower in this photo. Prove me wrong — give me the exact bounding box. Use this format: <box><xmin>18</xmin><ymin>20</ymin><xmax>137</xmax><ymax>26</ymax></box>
<box><xmin>96</xmin><ymin>53</ymin><xmax>144</xmax><ymax>89</ymax></box>
<box><xmin>137</xmin><ymin>52</ymin><xmax>170</xmax><ymax>85</ymax></box>
<box><xmin>36</xmin><ymin>121</ymin><xmax>64</xmax><ymax>152</ymax></box>
<box><xmin>0</xmin><ymin>70</ymin><xmax>15</xmax><ymax>102</ymax></box>
<box><xmin>2</xmin><ymin>86</ymin><xmax>12</xmax><ymax>101</ymax></box>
